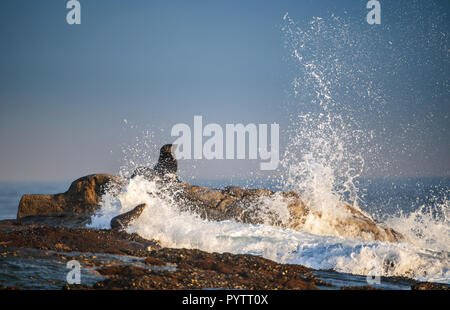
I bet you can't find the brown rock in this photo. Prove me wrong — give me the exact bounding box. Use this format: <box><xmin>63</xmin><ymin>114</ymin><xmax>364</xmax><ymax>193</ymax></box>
<box><xmin>0</xmin><ymin>219</ymin><xmax>160</xmax><ymax>256</ymax></box>
<box><xmin>144</xmin><ymin>257</ymin><xmax>166</xmax><ymax>266</ymax></box>
<box><xmin>177</xmin><ymin>183</ymin><xmax>403</xmax><ymax>242</ymax></box>
<box><xmin>15</xmin><ymin>173</ymin><xmax>404</xmax><ymax>242</ymax></box>
<box><xmin>17</xmin><ymin>174</ymin><xmax>123</xmax><ymax>219</ymax></box>
<box><xmin>411</xmin><ymin>282</ymin><xmax>449</xmax><ymax>290</ymax></box>
<box><xmin>94</xmin><ymin>247</ymin><xmax>318</xmax><ymax>290</ymax></box>
<box><xmin>341</xmin><ymin>285</ymin><xmax>380</xmax><ymax>290</ymax></box>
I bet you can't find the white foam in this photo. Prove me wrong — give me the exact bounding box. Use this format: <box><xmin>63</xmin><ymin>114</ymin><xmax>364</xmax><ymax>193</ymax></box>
<box><xmin>89</xmin><ymin>177</ymin><xmax>449</xmax><ymax>284</ymax></box>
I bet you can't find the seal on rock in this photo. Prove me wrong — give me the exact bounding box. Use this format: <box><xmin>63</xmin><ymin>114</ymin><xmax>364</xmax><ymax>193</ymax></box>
<box><xmin>131</xmin><ymin>144</ymin><xmax>178</xmax><ymax>181</ymax></box>
<box><xmin>110</xmin><ymin>203</ymin><xmax>147</xmax><ymax>231</ymax></box>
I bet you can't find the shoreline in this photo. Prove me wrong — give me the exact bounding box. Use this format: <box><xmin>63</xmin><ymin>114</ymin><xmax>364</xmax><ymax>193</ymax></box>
<box><xmin>0</xmin><ymin>218</ymin><xmax>447</xmax><ymax>290</ymax></box>
<box><xmin>0</xmin><ymin>173</ymin><xmax>448</xmax><ymax>290</ymax></box>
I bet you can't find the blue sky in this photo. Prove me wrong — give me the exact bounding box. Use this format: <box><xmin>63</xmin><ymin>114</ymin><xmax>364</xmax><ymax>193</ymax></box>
<box><xmin>0</xmin><ymin>0</ymin><xmax>449</xmax><ymax>181</ymax></box>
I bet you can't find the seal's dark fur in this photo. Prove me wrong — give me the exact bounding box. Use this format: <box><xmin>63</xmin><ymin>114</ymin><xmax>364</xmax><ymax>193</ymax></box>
<box><xmin>153</xmin><ymin>144</ymin><xmax>178</xmax><ymax>176</ymax></box>
<box><xmin>110</xmin><ymin>203</ymin><xmax>147</xmax><ymax>231</ymax></box>
<box><xmin>131</xmin><ymin>144</ymin><xmax>177</xmax><ymax>180</ymax></box>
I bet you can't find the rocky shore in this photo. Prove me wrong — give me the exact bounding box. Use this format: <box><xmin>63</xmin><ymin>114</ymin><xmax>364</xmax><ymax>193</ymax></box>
<box><xmin>0</xmin><ymin>173</ymin><xmax>447</xmax><ymax>290</ymax></box>
<box><xmin>0</xmin><ymin>218</ymin><xmax>323</xmax><ymax>290</ymax></box>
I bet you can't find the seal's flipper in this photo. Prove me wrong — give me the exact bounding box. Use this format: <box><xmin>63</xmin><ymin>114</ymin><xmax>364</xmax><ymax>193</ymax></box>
<box><xmin>110</xmin><ymin>203</ymin><xmax>147</xmax><ymax>231</ymax></box>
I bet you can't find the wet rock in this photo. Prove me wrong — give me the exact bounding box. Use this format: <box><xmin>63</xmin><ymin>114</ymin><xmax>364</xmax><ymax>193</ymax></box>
<box><xmin>411</xmin><ymin>282</ymin><xmax>449</xmax><ymax>290</ymax></box>
<box><xmin>176</xmin><ymin>183</ymin><xmax>404</xmax><ymax>242</ymax></box>
<box><xmin>341</xmin><ymin>285</ymin><xmax>380</xmax><ymax>290</ymax></box>
<box><xmin>0</xmin><ymin>219</ymin><xmax>443</xmax><ymax>290</ymax></box>
<box><xmin>17</xmin><ymin>213</ymin><xmax>92</xmax><ymax>228</ymax></box>
<box><xmin>0</xmin><ymin>219</ymin><xmax>159</xmax><ymax>256</ymax></box>
<box><xmin>0</xmin><ymin>286</ymin><xmax>20</xmax><ymax>290</ymax></box>
<box><xmin>0</xmin><ymin>220</ymin><xmax>321</xmax><ymax>290</ymax></box>
<box><xmin>93</xmin><ymin>248</ymin><xmax>318</xmax><ymax>290</ymax></box>
<box><xmin>63</xmin><ymin>284</ymin><xmax>93</xmax><ymax>290</ymax></box>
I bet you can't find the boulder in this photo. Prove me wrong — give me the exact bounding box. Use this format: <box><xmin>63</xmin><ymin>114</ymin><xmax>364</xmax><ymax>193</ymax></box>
<box><xmin>176</xmin><ymin>184</ymin><xmax>303</xmax><ymax>226</ymax></box>
<box><xmin>16</xmin><ymin>173</ymin><xmax>404</xmax><ymax>242</ymax></box>
<box><xmin>176</xmin><ymin>183</ymin><xmax>404</xmax><ymax>242</ymax></box>
<box><xmin>17</xmin><ymin>174</ymin><xmax>123</xmax><ymax>219</ymax></box>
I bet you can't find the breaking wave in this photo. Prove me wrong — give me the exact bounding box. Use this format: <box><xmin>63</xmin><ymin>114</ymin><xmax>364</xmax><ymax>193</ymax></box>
<box><xmin>90</xmin><ymin>8</ymin><xmax>449</xmax><ymax>284</ymax></box>
<box><xmin>90</xmin><ymin>177</ymin><xmax>449</xmax><ymax>284</ymax></box>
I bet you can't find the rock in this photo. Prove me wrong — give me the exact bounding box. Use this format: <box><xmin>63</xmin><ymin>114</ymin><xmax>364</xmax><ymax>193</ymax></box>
<box><xmin>0</xmin><ymin>219</ymin><xmax>159</xmax><ymax>256</ymax></box>
<box><xmin>0</xmin><ymin>218</ymin><xmax>443</xmax><ymax>290</ymax></box>
<box><xmin>93</xmin><ymin>248</ymin><xmax>319</xmax><ymax>290</ymax></box>
<box><xmin>17</xmin><ymin>213</ymin><xmax>92</xmax><ymax>228</ymax></box>
<box><xmin>17</xmin><ymin>174</ymin><xmax>124</xmax><ymax>219</ymax></box>
<box><xmin>0</xmin><ymin>219</ymin><xmax>320</xmax><ymax>290</ymax></box>
<box><xmin>176</xmin><ymin>183</ymin><xmax>404</xmax><ymax>242</ymax></box>
<box><xmin>16</xmin><ymin>173</ymin><xmax>404</xmax><ymax>242</ymax></box>
<box><xmin>411</xmin><ymin>282</ymin><xmax>449</xmax><ymax>290</ymax></box>
<box><xmin>176</xmin><ymin>184</ymin><xmax>287</xmax><ymax>225</ymax></box>
<box><xmin>341</xmin><ymin>285</ymin><xmax>380</xmax><ymax>290</ymax></box>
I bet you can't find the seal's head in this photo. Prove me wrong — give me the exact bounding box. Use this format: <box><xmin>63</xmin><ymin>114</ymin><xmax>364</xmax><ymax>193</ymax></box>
<box><xmin>160</xmin><ymin>144</ymin><xmax>177</xmax><ymax>155</ymax></box>
<box><xmin>154</xmin><ymin>144</ymin><xmax>178</xmax><ymax>175</ymax></box>
<box><xmin>131</xmin><ymin>144</ymin><xmax>178</xmax><ymax>180</ymax></box>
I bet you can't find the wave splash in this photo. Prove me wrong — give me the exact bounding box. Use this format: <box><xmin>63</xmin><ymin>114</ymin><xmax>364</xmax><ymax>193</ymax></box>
<box><xmin>90</xmin><ymin>11</ymin><xmax>449</xmax><ymax>283</ymax></box>
<box><xmin>89</xmin><ymin>177</ymin><xmax>449</xmax><ymax>284</ymax></box>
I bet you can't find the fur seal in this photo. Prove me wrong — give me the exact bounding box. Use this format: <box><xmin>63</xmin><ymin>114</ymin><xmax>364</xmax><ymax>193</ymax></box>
<box><xmin>131</xmin><ymin>144</ymin><xmax>178</xmax><ymax>180</ymax></box>
<box><xmin>110</xmin><ymin>203</ymin><xmax>147</xmax><ymax>230</ymax></box>
<box><xmin>153</xmin><ymin>144</ymin><xmax>178</xmax><ymax>176</ymax></box>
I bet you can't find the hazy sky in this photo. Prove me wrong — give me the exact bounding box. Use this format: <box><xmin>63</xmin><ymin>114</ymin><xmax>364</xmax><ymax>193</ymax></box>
<box><xmin>0</xmin><ymin>0</ymin><xmax>449</xmax><ymax>181</ymax></box>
